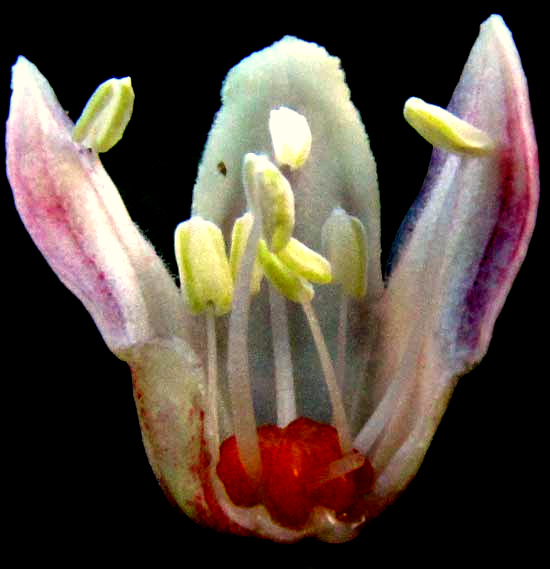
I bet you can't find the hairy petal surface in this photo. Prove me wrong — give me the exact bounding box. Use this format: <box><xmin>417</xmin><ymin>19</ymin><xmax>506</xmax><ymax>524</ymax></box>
<box><xmin>128</xmin><ymin>337</ymin><xmax>211</xmax><ymax>522</ymax></box>
<box><xmin>369</xmin><ymin>15</ymin><xmax>538</xmax><ymax>495</ymax></box>
<box><xmin>6</xmin><ymin>58</ymin><xmax>211</xmax><ymax>521</ymax></box>
<box><xmin>192</xmin><ymin>37</ymin><xmax>383</xmax><ymax>301</ymax></box>
<box><xmin>6</xmin><ymin>57</ymin><xmax>185</xmax><ymax>354</ymax></box>
<box><xmin>191</xmin><ymin>38</ymin><xmax>382</xmax><ymax>424</ymax></box>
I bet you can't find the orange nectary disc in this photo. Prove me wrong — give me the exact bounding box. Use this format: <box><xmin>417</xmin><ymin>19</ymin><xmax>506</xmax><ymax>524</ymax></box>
<box><xmin>216</xmin><ymin>417</ymin><xmax>374</xmax><ymax>529</ymax></box>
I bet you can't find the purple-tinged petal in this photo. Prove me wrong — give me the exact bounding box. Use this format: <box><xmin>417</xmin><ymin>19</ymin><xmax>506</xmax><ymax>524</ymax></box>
<box><xmin>6</xmin><ymin>57</ymin><xmax>184</xmax><ymax>354</ymax></box>
<box><xmin>367</xmin><ymin>15</ymin><xmax>538</xmax><ymax>493</ymax></box>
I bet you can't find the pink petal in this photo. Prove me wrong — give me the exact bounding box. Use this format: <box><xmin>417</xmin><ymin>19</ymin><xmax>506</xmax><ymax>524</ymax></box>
<box><xmin>6</xmin><ymin>57</ymin><xmax>212</xmax><ymax>525</ymax></box>
<box><xmin>6</xmin><ymin>57</ymin><xmax>184</xmax><ymax>353</ymax></box>
<box><xmin>370</xmin><ymin>16</ymin><xmax>538</xmax><ymax>491</ymax></box>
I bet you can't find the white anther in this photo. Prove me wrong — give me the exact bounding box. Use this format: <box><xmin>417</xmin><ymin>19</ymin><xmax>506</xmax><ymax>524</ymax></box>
<box><xmin>269</xmin><ymin>106</ymin><xmax>312</xmax><ymax>169</ymax></box>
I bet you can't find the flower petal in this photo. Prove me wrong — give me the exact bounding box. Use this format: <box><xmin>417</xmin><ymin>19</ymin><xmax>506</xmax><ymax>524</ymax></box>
<box><xmin>190</xmin><ymin>39</ymin><xmax>384</xmax><ymax>424</ymax></box>
<box><xmin>191</xmin><ymin>36</ymin><xmax>383</xmax><ymax>300</ymax></box>
<box><xmin>371</xmin><ymin>16</ymin><xmax>538</xmax><ymax>491</ymax></box>
<box><xmin>6</xmin><ymin>56</ymin><xmax>214</xmax><ymax>526</ymax></box>
<box><xmin>6</xmin><ymin>57</ymin><xmax>184</xmax><ymax>354</ymax></box>
<box><xmin>129</xmin><ymin>337</ymin><xmax>209</xmax><ymax>522</ymax></box>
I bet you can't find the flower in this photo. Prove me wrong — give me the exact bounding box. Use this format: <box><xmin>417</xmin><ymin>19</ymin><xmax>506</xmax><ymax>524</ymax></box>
<box><xmin>5</xmin><ymin>14</ymin><xmax>538</xmax><ymax>543</ymax></box>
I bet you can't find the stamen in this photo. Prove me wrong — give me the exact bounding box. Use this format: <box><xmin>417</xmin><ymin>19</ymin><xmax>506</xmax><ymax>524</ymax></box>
<box><xmin>301</xmin><ymin>299</ymin><xmax>352</xmax><ymax>453</ymax></box>
<box><xmin>243</xmin><ymin>153</ymin><xmax>294</xmax><ymax>253</ymax></box>
<box><xmin>269</xmin><ymin>106</ymin><xmax>312</xmax><ymax>170</ymax></box>
<box><xmin>311</xmin><ymin>450</ymin><xmax>366</xmax><ymax>488</ymax></box>
<box><xmin>227</xmin><ymin>177</ymin><xmax>263</xmax><ymax>485</ymax></box>
<box><xmin>174</xmin><ymin>217</ymin><xmax>233</xmax><ymax>315</ymax></box>
<box><xmin>277</xmin><ymin>238</ymin><xmax>332</xmax><ymax>284</ymax></box>
<box><xmin>174</xmin><ymin>218</ymin><xmax>232</xmax><ymax>466</ymax></box>
<box><xmin>322</xmin><ymin>208</ymin><xmax>367</xmax><ymax>299</ymax></box>
<box><xmin>322</xmin><ymin>208</ymin><xmax>368</xmax><ymax>387</ymax></box>
<box><xmin>72</xmin><ymin>76</ymin><xmax>134</xmax><ymax>153</ymax></box>
<box><xmin>404</xmin><ymin>96</ymin><xmax>495</xmax><ymax>156</ymax></box>
<box><xmin>257</xmin><ymin>239</ymin><xmax>314</xmax><ymax>303</ymax></box>
<box><xmin>353</xmin><ymin>375</ymin><xmax>402</xmax><ymax>456</ymax></box>
<box><xmin>205</xmin><ymin>306</ymin><xmax>220</xmax><ymax>455</ymax></box>
<box><xmin>268</xmin><ymin>284</ymin><xmax>297</xmax><ymax>427</ymax></box>
<box><xmin>352</xmin><ymin>324</ymin><xmax>422</xmax><ymax>456</ymax></box>
<box><xmin>336</xmin><ymin>296</ymin><xmax>348</xmax><ymax>388</ymax></box>
<box><xmin>230</xmin><ymin>212</ymin><xmax>263</xmax><ymax>295</ymax></box>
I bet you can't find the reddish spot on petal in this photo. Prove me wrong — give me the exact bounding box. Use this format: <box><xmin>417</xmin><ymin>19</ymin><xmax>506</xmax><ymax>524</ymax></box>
<box><xmin>216</xmin><ymin>417</ymin><xmax>374</xmax><ymax>529</ymax></box>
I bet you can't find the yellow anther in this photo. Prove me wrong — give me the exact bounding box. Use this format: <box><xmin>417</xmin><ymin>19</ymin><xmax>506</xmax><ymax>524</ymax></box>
<box><xmin>174</xmin><ymin>217</ymin><xmax>233</xmax><ymax>315</ymax></box>
<box><xmin>243</xmin><ymin>153</ymin><xmax>295</xmax><ymax>253</ymax></box>
<box><xmin>277</xmin><ymin>238</ymin><xmax>332</xmax><ymax>284</ymax></box>
<box><xmin>72</xmin><ymin>77</ymin><xmax>134</xmax><ymax>153</ymax></box>
<box><xmin>322</xmin><ymin>208</ymin><xmax>367</xmax><ymax>299</ymax></box>
<box><xmin>404</xmin><ymin>97</ymin><xmax>494</xmax><ymax>156</ymax></box>
<box><xmin>229</xmin><ymin>213</ymin><xmax>264</xmax><ymax>295</ymax></box>
<box><xmin>269</xmin><ymin>106</ymin><xmax>312</xmax><ymax>169</ymax></box>
<box><xmin>257</xmin><ymin>239</ymin><xmax>314</xmax><ymax>304</ymax></box>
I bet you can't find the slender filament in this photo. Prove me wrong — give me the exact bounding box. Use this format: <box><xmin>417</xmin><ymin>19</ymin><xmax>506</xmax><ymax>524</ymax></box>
<box><xmin>227</xmin><ymin>215</ymin><xmax>262</xmax><ymax>484</ymax></box>
<box><xmin>268</xmin><ymin>284</ymin><xmax>297</xmax><ymax>427</ymax></box>
<box><xmin>336</xmin><ymin>293</ymin><xmax>348</xmax><ymax>389</ymax></box>
<box><xmin>302</xmin><ymin>299</ymin><xmax>352</xmax><ymax>453</ymax></box>
<box><xmin>205</xmin><ymin>307</ymin><xmax>220</xmax><ymax>456</ymax></box>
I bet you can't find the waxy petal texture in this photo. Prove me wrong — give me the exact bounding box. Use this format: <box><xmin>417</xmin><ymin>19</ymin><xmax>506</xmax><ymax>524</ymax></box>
<box><xmin>6</xmin><ymin>57</ymin><xmax>184</xmax><ymax>354</ymax></box>
<box><xmin>367</xmin><ymin>16</ymin><xmax>538</xmax><ymax>495</ymax></box>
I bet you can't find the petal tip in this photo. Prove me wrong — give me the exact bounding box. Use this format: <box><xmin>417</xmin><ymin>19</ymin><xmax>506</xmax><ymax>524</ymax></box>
<box><xmin>11</xmin><ymin>55</ymin><xmax>43</xmax><ymax>94</ymax></box>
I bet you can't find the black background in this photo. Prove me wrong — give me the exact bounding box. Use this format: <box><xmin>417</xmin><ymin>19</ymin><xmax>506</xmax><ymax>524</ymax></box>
<box><xmin>2</xmin><ymin>7</ymin><xmax>545</xmax><ymax>566</ymax></box>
